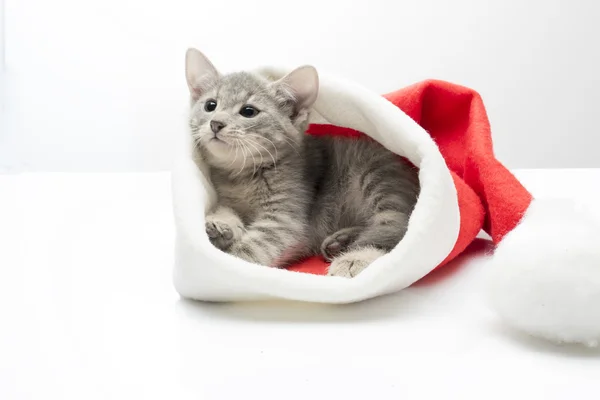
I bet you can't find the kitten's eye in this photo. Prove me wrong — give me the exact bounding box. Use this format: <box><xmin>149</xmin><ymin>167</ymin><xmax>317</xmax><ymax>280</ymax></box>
<box><xmin>204</xmin><ymin>100</ymin><xmax>217</xmax><ymax>112</ymax></box>
<box><xmin>239</xmin><ymin>105</ymin><xmax>260</xmax><ymax>118</ymax></box>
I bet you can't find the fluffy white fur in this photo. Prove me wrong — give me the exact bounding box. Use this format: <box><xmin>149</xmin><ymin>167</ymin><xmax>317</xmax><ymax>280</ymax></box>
<box><xmin>487</xmin><ymin>199</ymin><xmax>600</xmax><ymax>346</ymax></box>
<box><xmin>172</xmin><ymin>67</ymin><xmax>461</xmax><ymax>303</ymax></box>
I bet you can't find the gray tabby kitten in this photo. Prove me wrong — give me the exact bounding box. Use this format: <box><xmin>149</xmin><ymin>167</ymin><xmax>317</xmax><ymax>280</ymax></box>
<box><xmin>186</xmin><ymin>48</ymin><xmax>419</xmax><ymax>278</ymax></box>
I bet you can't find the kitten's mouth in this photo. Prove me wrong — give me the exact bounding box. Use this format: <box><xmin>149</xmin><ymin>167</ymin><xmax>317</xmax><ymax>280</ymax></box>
<box><xmin>208</xmin><ymin>137</ymin><xmax>233</xmax><ymax>150</ymax></box>
<box><xmin>210</xmin><ymin>136</ymin><xmax>226</xmax><ymax>144</ymax></box>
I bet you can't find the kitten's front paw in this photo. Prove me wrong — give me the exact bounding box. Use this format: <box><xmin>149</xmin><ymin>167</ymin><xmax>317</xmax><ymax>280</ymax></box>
<box><xmin>327</xmin><ymin>248</ymin><xmax>386</xmax><ymax>278</ymax></box>
<box><xmin>205</xmin><ymin>220</ymin><xmax>239</xmax><ymax>250</ymax></box>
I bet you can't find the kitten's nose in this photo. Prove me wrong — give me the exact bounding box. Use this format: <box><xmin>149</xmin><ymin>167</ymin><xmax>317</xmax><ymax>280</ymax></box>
<box><xmin>210</xmin><ymin>120</ymin><xmax>226</xmax><ymax>134</ymax></box>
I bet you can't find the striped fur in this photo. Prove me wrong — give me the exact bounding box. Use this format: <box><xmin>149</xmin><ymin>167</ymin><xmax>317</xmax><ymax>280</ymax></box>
<box><xmin>185</xmin><ymin>49</ymin><xmax>419</xmax><ymax>277</ymax></box>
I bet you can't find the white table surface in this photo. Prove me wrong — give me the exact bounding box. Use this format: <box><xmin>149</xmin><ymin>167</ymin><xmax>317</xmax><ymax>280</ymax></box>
<box><xmin>1</xmin><ymin>169</ymin><xmax>600</xmax><ymax>400</ymax></box>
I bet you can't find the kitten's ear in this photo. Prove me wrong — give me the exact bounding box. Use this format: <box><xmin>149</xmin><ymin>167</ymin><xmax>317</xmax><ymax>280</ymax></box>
<box><xmin>276</xmin><ymin>66</ymin><xmax>319</xmax><ymax>110</ymax></box>
<box><xmin>185</xmin><ymin>48</ymin><xmax>219</xmax><ymax>101</ymax></box>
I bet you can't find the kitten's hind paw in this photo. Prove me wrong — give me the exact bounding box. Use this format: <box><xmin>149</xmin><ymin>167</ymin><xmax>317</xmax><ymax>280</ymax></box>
<box><xmin>205</xmin><ymin>219</ymin><xmax>242</xmax><ymax>251</ymax></box>
<box><xmin>327</xmin><ymin>247</ymin><xmax>385</xmax><ymax>278</ymax></box>
<box><xmin>321</xmin><ymin>227</ymin><xmax>362</xmax><ymax>261</ymax></box>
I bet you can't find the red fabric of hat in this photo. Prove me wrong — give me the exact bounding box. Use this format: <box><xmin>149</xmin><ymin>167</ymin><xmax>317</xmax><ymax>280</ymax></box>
<box><xmin>288</xmin><ymin>79</ymin><xmax>532</xmax><ymax>276</ymax></box>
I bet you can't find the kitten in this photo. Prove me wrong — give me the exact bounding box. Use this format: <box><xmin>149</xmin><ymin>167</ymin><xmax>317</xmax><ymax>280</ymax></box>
<box><xmin>185</xmin><ymin>48</ymin><xmax>419</xmax><ymax>278</ymax></box>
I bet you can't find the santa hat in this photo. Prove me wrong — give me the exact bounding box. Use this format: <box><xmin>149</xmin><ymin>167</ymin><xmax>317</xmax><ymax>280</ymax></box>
<box><xmin>171</xmin><ymin>66</ymin><xmax>600</xmax><ymax>346</ymax></box>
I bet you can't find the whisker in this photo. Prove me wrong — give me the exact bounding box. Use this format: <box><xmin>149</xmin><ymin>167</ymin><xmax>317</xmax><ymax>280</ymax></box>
<box><xmin>243</xmin><ymin>138</ymin><xmax>264</xmax><ymax>175</ymax></box>
<box><xmin>254</xmin><ymin>135</ymin><xmax>279</xmax><ymax>165</ymax></box>
<box><xmin>241</xmin><ymin>138</ymin><xmax>259</xmax><ymax>176</ymax></box>
<box><xmin>246</xmin><ymin>137</ymin><xmax>277</xmax><ymax>171</ymax></box>
<box><xmin>239</xmin><ymin>139</ymin><xmax>255</xmax><ymax>177</ymax></box>
<box><xmin>225</xmin><ymin>140</ymin><xmax>240</xmax><ymax>168</ymax></box>
<box><xmin>281</xmin><ymin>136</ymin><xmax>301</xmax><ymax>156</ymax></box>
<box><xmin>233</xmin><ymin>139</ymin><xmax>248</xmax><ymax>177</ymax></box>
<box><xmin>227</xmin><ymin>129</ymin><xmax>279</xmax><ymax>171</ymax></box>
<box><xmin>225</xmin><ymin>139</ymin><xmax>235</xmax><ymax>158</ymax></box>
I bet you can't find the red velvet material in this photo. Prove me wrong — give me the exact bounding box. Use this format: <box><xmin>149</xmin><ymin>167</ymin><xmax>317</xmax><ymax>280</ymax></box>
<box><xmin>286</xmin><ymin>80</ymin><xmax>532</xmax><ymax>276</ymax></box>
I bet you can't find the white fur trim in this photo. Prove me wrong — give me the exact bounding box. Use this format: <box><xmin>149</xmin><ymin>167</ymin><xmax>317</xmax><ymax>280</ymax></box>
<box><xmin>487</xmin><ymin>199</ymin><xmax>600</xmax><ymax>346</ymax></box>
<box><xmin>172</xmin><ymin>68</ymin><xmax>461</xmax><ymax>303</ymax></box>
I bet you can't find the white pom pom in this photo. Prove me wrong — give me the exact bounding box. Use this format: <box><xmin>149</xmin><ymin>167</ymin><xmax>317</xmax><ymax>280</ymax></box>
<box><xmin>487</xmin><ymin>199</ymin><xmax>600</xmax><ymax>346</ymax></box>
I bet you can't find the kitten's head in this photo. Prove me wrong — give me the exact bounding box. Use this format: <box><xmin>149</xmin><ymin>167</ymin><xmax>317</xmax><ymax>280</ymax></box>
<box><xmin>185</xmin><ymin>48</ymin><xmax>319</xmax><ymax>171</ymax></box>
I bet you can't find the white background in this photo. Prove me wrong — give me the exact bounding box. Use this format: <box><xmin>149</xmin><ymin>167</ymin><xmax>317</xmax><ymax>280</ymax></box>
<box><xmin>1</xmin><ymin>0</ymin><xmax>599</xmax><ymax>172</ymax></box>
<box><xmin>2</xmin><ymin>3</ymin><xmax>600</xmax><ymax>399</ymax></box>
